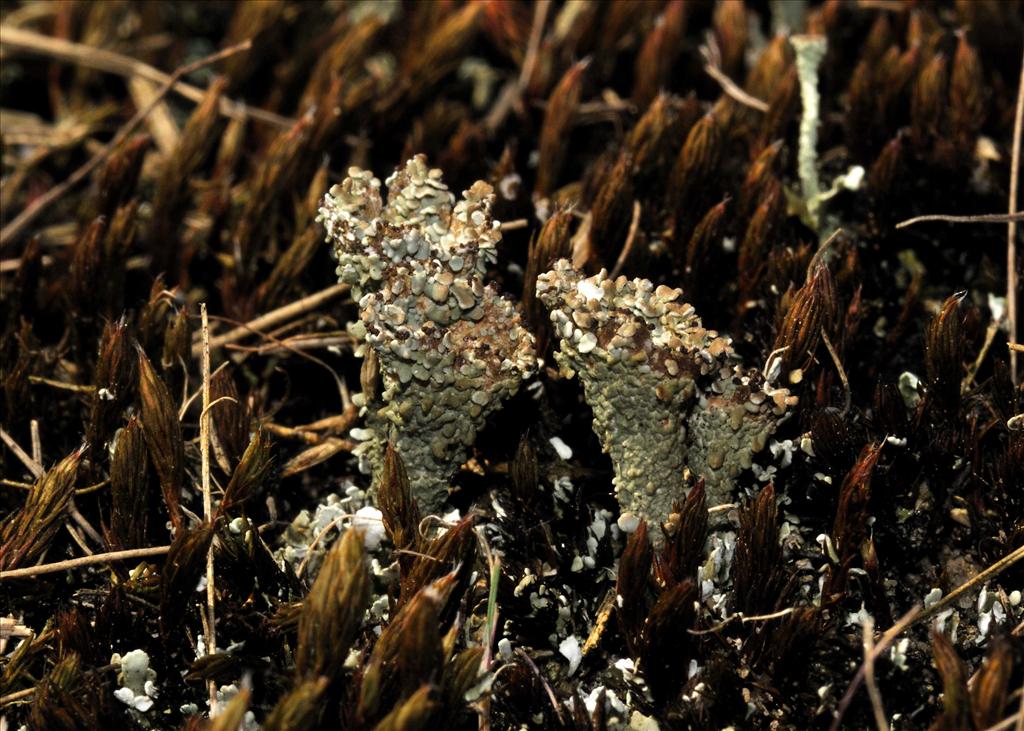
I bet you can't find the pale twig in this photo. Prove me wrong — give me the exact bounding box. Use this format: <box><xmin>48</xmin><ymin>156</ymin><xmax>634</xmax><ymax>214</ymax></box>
<box><xmin>206</xmin><ymin>310</ymin><xmax>353</xmax><ymax>413</ymax></box>
<box><xmin>610</xmin><ymin>200</ymin><xmax>642</xmax><ymax>279</ymax></box>
<box><xmin>832</xmin><ymin>540</ymin><xmax>1024</xmax><ymax>729</ymax></box>
<box><xmin>0</xmin><ymin>545</ymin><xmax>171</xmax><ymax>580</ymax></box>
<box><xmin>518</xmin><ymin>0</ymin><xmax>550</xmax><ymax>97</ymax></box>
<box><xmin>0</xmin><ymin>425</ymin><xmax>44</xmax><ymax>477</ymax></box>
<box><xmin>0</xmin><ymin>687</ymin><xmax>35</xmax><ymax>705</ymax></box>
<box><xmin>26</xmin><ymin>375</ymin><xmax>96</xmax><ymax>393</ymax></box>
<box><xmin>687</xmin><ymin>606</ymin><xmax>796</xmax><ymax>635</ymax></box>
<box><xmin>199</xmin><ymin>303</ymin><xmax>217</xmax><ymax>714</ymax></box>
<box><xmin>192</xmin><ymin>283</ymin><xmax>350</xmax><ymax>355</ymax></box>
<box><xmin>127</xmin><ymin>76</ymin><xmax>180</xmax><ymax>155</ymax></box>
<box><xmin>830</xmin><ymin>605</ymin><xmax>922</xmax><ymax>731</ymax></box>
<box><xmin>0</xmin><ymin>254</ymin><xmax>54</xmax><ymax>273</ymax></box>
<box><xmin>226</xmin><ymin>334</ymin><xmax>355</xmax><ymax>356</ymax></box>
<box><xmin>484</xmin><ymin>0</ymin><xmax>550</xmax><ymax>132</ymax></box>
<box><xmin>964</xmin><ymin>320</ymin><xmax>1001</xmax><ymax>391</ymax></box>
<box><xmin>292</xmin><ymin>511</ymin><xmax>371</xmax><ymax>579</ymax></box>
<box><xmin>29</xmin><ymin>420</ymin><xmax>41</xmax><ymax>465</ymax></box>
<box><xmin>278</xmin><ymin>436</ymin><xmax>357</xmax><ymax>477</ymax></box>
<box><xmin>916</xmin><ymin>542</ymin><xmax>1024</xmax><ymax>626</ymax></box>
<box><xmin>0</xmin><ymin>39</ymin><xmax>253</xmax><ymax>248</ymax></box>
<box><xmin>498</xmin><ymin>218</ymin><xmax>529</xmax><ymax>231</ymax></box>
<box><xmin>21</xmin><ymin>417</ymin><xmax>107</xmax><ymax>551</ymax></box>
<box><xmin>701</xmin><ymin>35</ymin><xmax>769</xmax><ymax>113</ymax></box>
<box><xmin>63</xmin><ymin>523</ymin><xmax>93</xmax><ymax>557</ymax></box>
<box><xmin>67</xmin><ymin>503</ymin><xmax>104</xmax><ymax>550</ymax></box>
<box><xmin>820</xmin><ymin>328</ymin><xmax>851</xmax><ymax>417</ymax></box>
<box><xmin>1008</xmin><ymin>49</ymin><xmax>1023</xmax><ymax>385</ymax></box>
<box><xmin>0</xmin><ymin>26</ymin><xmax>292</xmax><ymax>129</ymax></box>
<box><xmin>474</xmin><ymin>525</ymin><xmax>502</xmax><ymax>731</ymax></box>
<box><xmin>514</xmin><ymin>649</ymin><xmax>565</xmax><ymax>726</ymax></box>
<box><xmin>894</xmin><ymin>212</ymin><xmax>1024</xmax><ymax>229</ymax></box>
<box><xmin>1</xmin><ymin>478</ymin><xmax>108</xmax><ymax>495</ymax></box>
<box><xmin>861</xmin><ymin>617</ymin><xmax>889</xmax><ymax>731</ymax></box>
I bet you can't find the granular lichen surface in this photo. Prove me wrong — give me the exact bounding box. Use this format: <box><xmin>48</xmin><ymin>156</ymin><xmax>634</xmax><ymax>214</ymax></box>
<box><xmin>319</xmin><ymin>156</ymin><xmax>536</xmax><ymax>512</ymax></box>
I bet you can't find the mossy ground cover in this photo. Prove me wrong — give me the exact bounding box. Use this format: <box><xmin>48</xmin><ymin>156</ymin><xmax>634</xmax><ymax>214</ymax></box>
<box><xmin>1</xmin><ymin>2</ymin><xmax>1021</xmax><ymax>729</ymax></box>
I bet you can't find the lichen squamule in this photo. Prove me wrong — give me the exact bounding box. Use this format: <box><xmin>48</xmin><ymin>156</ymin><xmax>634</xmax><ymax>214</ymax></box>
<box><xmin>319</xmin><ymin>156</ymin><xmax>537</xmax><ymax>512</ymax></box>
<box><xmin>538</xmin><ymin>259</ymin><xmax>796</xmax><ymax>545</ymax></box>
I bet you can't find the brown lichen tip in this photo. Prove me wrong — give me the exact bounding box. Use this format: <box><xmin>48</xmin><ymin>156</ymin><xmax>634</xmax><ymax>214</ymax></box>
<box><xmin>319</xmin><ymin>155</ymin><xmax>536</xmax><ymax>513</ymax></box>
<box><xmin>536</xmin><ymin>259</ymin><xmax>795</xmax><ymax>543</ymax></box>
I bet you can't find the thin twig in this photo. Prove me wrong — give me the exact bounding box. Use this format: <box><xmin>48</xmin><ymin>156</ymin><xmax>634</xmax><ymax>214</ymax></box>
<box><xmin>832</xmin><ymin>539</ymin><xmax>1024</xmax><ymax>729</ymax></box>
<box><xmin>830</xmin><ymin>605</ymin><xmax>923</xmax><ymax>731</ymax></box>
<box><xmin>0</xmin><ymin>687</ymin><xmax>35</xmax><ymax>706</ymax></box>
<box><xmin>0</xmin><ymin>39</ymin><xmax>253</xmax><ymax>248</ymax></box>
<box><xmin>498</xmin><ymin>218</ymin><xmax>529</xmax><ymax>231</ymax></box>
<box><xmin>199</xmin><ymin>303</ymin><xmax>217</xmax><ymax>714</ymax></box>
<box><xmin>0</xmin><ymin>546</ymin><xmax>171</xmax><ymax>580</ymax></box>
<box><xmin>610</xmin><ymin>200</ymin><xmax>642</xmax><ymax>279</ymax></box>
<box><xmin>68</xmin><ymin>503</ymin><xmax>104</xmax><ymax>549</ymax></box>
<box><xmin>292</xmin><ymin>510</ymin><xmax>376</xmax><ymax>579</ymax></box>
<box><xmin>894</xmin><ymin>212</ymin><xmax>1024</xmax><ymax>229</ymax></box>
<box><xmin>484</xmin><ymin>0</ymin><xmax>550</xmax><ymax>132</ymax></box>
<box><xmin>226</xmin><ymin>334</ymin><xmax>354</xmax><ymax>356</ymax></box>
<box><xmin>1</xmin><ymin>477</ymin><xmax>107</xmax><ymax>493</ymax></box>
<box><xmin>514</xmin><ymin>649</ymin><xmax>565</xmax><ymax>725</ymax></box>
<box><xmin>701</xmin><ymin>35</ymin><xmax>769</xmax><ymax>112</ymax></box>
<box><xmin>206</xmin><ymin>310</ymin><xmax>353</xmax><ymax>413</ymax></box>
<box><xmin>1007</xmin><ymin>49</ymin><xmax>1023</xmax><ymax>385</ymax></box>
<box><xmin>821</xmin><ymin>328</ymin><xmax>851</xmax><ymax>417</ymax></box>
<box><xmin>192</xmin><ymin>282</ymin><xmax>350</xmax><ymax>355</ymax></box>
<box><xmin>687</xmin><ymin>607</ymin><xmax>796</xmax><ymax>635</ymax></box>
<box><xmin>518</xmin><ymin>0</ymin><xmax>550</xmax><ymax>97</ymax></box>
<box><xmin>916</xmin><ymin>542</ymin><xmax>1024</xmax><ymax>626</ymax></box>
<box><xmin>862</xmin><ymin>617</ymin><xmax>889</xmax><ymax>731</ymax></box>
<box><xmin>29</xmin><ymin>420</ymin><xmax>41</xmax><ymax>465</ymax></box>
<box><xmin>64</xmin><ymin>524</ymin><xmax>93</xmax><ymax>557</ymax></box>
<box><xmin>26</xmin><ymin>375</ymin><xmax>97</xmax><ymax>393</ymax></box>
<box><xmin>0</xmin><ymin>425</ymin><xmax>44</xmax><ymax>478</ymax></box>
<box><xmin>0</xmin><ymin>26</ymin><xmax>292</xmax><ymax>129</ymax></box>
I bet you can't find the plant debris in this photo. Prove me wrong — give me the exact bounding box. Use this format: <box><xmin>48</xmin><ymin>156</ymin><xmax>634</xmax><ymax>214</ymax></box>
<box><xmin>1</xmin><ymin>2</ymin><xmax>1022</xmax><ymax>730</ymax></box>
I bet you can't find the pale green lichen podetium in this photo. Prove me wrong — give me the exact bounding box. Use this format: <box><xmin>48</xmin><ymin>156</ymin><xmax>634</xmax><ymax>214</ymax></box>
<box><xmin>791</xmin><ymin>33</ymin><xmax>828</xmax><ymax>230</ymax></box>
<box><xmin>319</xmin><ymin>156</ymin><xmax>536</xmax><ymax>513</ymax></box>
<box><xmin>537</xmin><ymin>260</ymin><xmax>796</xmax><ymax>545</ymax></box>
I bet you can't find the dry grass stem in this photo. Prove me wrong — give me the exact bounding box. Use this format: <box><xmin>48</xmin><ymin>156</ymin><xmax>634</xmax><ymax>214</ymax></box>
<box><xmin>702</xmin><ymin>36</ymin><xmax>769</xmax><ymax>112</ymax></box>
<box><xmin>895</xmin><ymin>212</ymin><xmax>1024</xmax><ymax>229</ymax></box>
<box><xmin>0</xmin><ymin>26</ymin><xmax>292</xmax><ymax>129</ymax></box>
<box><xmin>199</xmin><ymin>303</ymin><xmax>217</xmax><ymax>713</ymax></box>
<box><xmin>0</xmin><ymin>39</ymin><xmax>252</xmax><ymax>247</ymax></box>
<box><xmin>610</xmin><ymin>199</ymin><xmax>642</xmax><ymax>279</ymax></box>
<box><xmin>1008</xmin><ymin>50</ymin><xmax>1023</xmax><ymax>384</ymax></box>
<box><xmin>0</xmin><ymin>545</ymin><xmax>171</xmax><ymax>580</ymax></box>
<box><xmin>862</xmin><ymin>618</ymin><xmax>890</xmax><ymax>731</ymax></box>
<box><xmin>192</xmin><ymin>283</ymin><xmax>350</xmax><ymax>355</ymax></box>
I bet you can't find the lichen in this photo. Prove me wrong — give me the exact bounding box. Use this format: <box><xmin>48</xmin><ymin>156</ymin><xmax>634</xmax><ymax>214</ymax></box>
<box><xmin>537</xmin><ymin>260</ymin><xmax>795</xmax><ymax>544</ymax></box>
<box><xmin>791</xmin><ymin>33</ymin><xmax>828</xmax><ymax>229</ymax></box>
<box><xmin>319</xmin><ymin>156</ymin><xmax>536</xmax><ymax>513</ymax></box>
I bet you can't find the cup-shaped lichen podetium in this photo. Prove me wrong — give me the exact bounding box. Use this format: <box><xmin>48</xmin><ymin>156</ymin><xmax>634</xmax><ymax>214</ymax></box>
<box><xmin>319</xmin><ymin>156</ymin><xmax>536</xmax><ymax>514</ymax></box>
<box><xmin>537</xmin><ymin>259</ymin><xmax>736</xmax><ymax>542</ymax></box>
